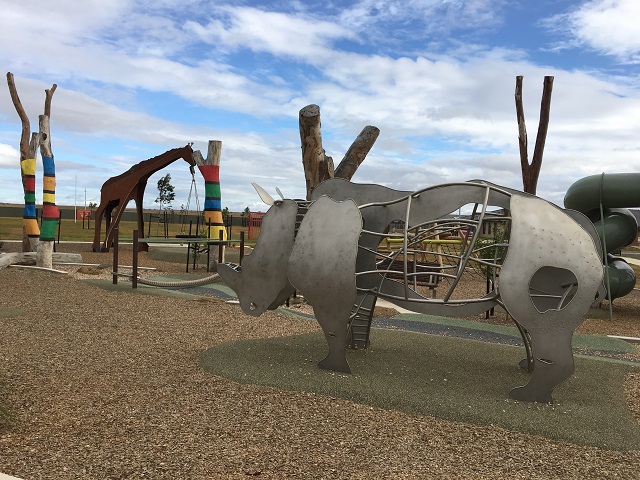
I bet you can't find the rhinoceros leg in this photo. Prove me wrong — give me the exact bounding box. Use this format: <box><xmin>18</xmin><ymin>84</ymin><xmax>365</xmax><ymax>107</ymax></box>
<box><xmin>288</xmin><ymin>195</ymin><xmax>362</xmax><ymax>374</ymax></box>
<box><xmin>498</xmin><ymin>195</ymin><xmax>603</xmax><ymax>402</ymax></box>
<box><xmin>509</xmin><ymin>328</ymin><xmax>575</xmax><ymax>403</ymax></box>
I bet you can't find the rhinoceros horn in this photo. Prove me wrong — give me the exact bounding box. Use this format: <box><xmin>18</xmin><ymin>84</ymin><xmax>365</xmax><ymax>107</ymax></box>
<box><xmin>251</xmin><ymin>182</ymin><xmax>275</xmax><ymax>206</ymax></box>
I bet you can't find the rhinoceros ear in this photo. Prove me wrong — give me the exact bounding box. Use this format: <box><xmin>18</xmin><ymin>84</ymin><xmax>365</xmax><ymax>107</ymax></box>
<box><xmin>252</xmin><ymin>182</ymin><xmax>275</xmax><ymax>206</ymax></box>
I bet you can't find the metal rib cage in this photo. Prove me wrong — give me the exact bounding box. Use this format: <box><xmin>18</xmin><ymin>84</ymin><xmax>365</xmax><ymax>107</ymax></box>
<box><xmin>355</xmin><ymin>182</ymin><xmax>513</xmax><ymax>305</ymax></box>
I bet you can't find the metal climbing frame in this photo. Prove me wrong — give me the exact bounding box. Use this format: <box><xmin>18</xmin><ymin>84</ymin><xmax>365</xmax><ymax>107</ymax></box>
<box><xmin>354</xmin><ymin>182</ymin><xmax>512</xmax><ymax>309</ymax></box>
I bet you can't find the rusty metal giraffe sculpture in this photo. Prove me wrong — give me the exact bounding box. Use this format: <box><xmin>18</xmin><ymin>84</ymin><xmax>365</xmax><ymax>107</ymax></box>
<box><xmin>92</xmin><ymin>145</ymin><xmax>195</xmax><ymax>252</ymax></box>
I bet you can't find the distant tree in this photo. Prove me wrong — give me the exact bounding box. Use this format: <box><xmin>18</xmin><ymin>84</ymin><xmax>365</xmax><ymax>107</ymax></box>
<box><xmin>155</xmin><ymin>174</ymin><xmax>175</xmax><ymax>211</ymax></box>
<box><xmin>241</xmin><ymin>206</ymin><xmax>250</xmax><ymax>227</ymax></box>
<box><xmin>222</xmin><ymin>207</ymin><xmax>230</xmax><ymax>227</ymax></box>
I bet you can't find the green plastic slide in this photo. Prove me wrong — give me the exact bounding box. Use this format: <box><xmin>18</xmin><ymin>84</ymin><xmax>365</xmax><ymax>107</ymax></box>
<box><xmin>564</xmin><ymin>173</ymin><xmax>638</xmax><ymax>300</ymax></box>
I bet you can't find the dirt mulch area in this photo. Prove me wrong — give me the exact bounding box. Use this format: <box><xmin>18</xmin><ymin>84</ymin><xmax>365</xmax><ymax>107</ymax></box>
<box><xmin>0</xmin><ymin>242</ymin><xmax>639</xmax><ymax>478</ymax></box>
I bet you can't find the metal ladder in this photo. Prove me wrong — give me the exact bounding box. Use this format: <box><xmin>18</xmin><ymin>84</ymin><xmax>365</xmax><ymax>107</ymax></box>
<box><xmin>346</xmin><ymin>295</ymin><xmax>376</xmax><ymax>349</ymax></box>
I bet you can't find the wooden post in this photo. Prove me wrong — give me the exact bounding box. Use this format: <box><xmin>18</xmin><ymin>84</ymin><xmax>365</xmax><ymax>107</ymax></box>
<box><xmin>132</xmin><ymin>230</ymin><xmax>139</xmax><ymax>289</ymax></box>
<box><xmin>194</xmin><ymin>140</ymin><xmax>226</xmax><ymax>271</ymax></box>
<box><xmin>112</xmin><ymin>227</ymin><xmax>119</xmax><ymax>285</ymax></box>
<box><xmin>218</xmin><ymin>229</ymin><xmax>224</xmax><ymax>264</ymax></box>
<box><xmin>37</xmin><ymin>83</ymin><xmax>58</xmax><ymax>267</ymax></box>
<box><xmin>299</xmin><ymin>104</ymin><xmax>379</xmax><ymax>198</ymax></box>
<box><xmin>37</xmin><ymin>108</ymin><xmax>59</xmax><ymax>269</ymax></box>
<box><xmin>7</xmin><ymin>72</ymin><xmax>39</xmax><ymax>252</ymax></box>
<box><xmin>515</xmin><ymin>76</ymin><xmax>554</xmax><ymax>195</ymax></box>
<box><xmin>240</xmin><ymin>231</ymin><xmax>245</xmax><ymax>265</ymax></box>
<box><xmin>57</xmin><ymin>210</ymin><xmax>62</xmax><ymax>246</ymax></box>
<box><xmin>299</xmin><ymin>104</ymin><xmax>334</xmax><ymax>200</ymax></box>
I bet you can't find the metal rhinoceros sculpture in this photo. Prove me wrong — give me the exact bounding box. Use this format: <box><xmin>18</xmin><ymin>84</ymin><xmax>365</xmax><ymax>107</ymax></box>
<box><xmin>218</xmin><ymin>179</ymin><xmax>604</xmax><ymax>403</ymax></box>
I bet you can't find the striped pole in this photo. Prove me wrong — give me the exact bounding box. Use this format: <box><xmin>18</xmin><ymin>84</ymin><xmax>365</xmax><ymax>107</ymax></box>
<box><xmin>40</xmin><ymin>155</ymin><xmax>59</xmax><ymax>241</ymax></box>
<box><xmin>199</xmin><ymin>163</ymin><xmax>227</xmax><ymax>241</ymax></box>
<box><xmin>20</xmin><ymin>157</ymin><xmax>40</xmax><ymax>239</ymax></box>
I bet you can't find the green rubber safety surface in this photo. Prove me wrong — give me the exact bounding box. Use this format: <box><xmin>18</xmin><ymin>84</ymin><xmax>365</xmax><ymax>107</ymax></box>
<box><xmin>200</xmin><ymin>329</ymin><xmax>640</xmax><ymax>451</ymax></box>
<box><xmin>391</xmin><ymin>312</ymin><xmax>636</xmax><ymax>353</ymax></box>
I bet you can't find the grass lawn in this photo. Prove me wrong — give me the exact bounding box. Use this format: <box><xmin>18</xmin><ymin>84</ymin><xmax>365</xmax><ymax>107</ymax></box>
<box><xmin>0</xmin><ymin>216</ymin><xmax>252</xmax><ymax>244</ymax></box>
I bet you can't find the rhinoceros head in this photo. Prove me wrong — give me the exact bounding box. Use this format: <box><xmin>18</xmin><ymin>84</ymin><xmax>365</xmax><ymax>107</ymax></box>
<box><xmin>218</xmin><ymin>198</ymin><xmax>298</xmax><ymax>316</ymax></box>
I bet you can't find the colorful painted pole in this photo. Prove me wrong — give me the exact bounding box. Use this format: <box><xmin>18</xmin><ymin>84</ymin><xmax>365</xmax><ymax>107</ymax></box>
<box><xmin>40</xmin><ymin>154</ymin><xmax>59</xmax><ymax>241</ymax></box>
<box><xmin>193</xmin><ymin>140</ymin><xmax>226</xmax><ymax>272</ymax></box>
<box><xmin>37</xmin><ymin>114</ymin><xmax>59</xmax><ymax>268</ymax></box>
<box><xmin>199</xmin><ymin>163</ymin><xmax>227</xmax><ymax>241</ymax></box>
<box><xmin>21</xmin><ymin>156</ymin><xmax>40</xmax><ymax>240</ymax></box>
<box><xmin>196</xmin><ymin>140</ymin><xmax>227</xmax><ymax>241</ymax></box>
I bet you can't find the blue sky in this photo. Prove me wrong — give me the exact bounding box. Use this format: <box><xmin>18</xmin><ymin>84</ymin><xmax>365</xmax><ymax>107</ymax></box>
<box><xmin>1</xmin><ymin>0</ymin><xmax>640</xmax><ymax>213</ymax></box>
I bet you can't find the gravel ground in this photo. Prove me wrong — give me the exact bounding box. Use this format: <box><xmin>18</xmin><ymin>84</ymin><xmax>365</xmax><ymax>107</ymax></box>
<box><xmin>0</xmin><ymin>242</ymin><xmax>639</xmax><ymax>479</ymax></box>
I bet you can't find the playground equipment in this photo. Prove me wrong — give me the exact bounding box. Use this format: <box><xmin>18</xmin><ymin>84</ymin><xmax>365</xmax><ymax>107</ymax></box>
<box><xmin>218</xmin><ymin>178</ymin><xmax>604</xmax><ymax>403</ymax></box>
<box><xmin>564</xmin><ymin>173</ymin><xmax>639</xmax><ymax>300</ymax></box>
<box><xmin>179</xmin><ymin>165</ymin><xmax>203</xmax><ymax>235</ymax></box>
<box><xmin>92</xmin><ymin>145</ymin><xmax>196</xmax><ymax>252</ymax></box>
<box><xmin>93</xmin><ymin>141</ymin><xmax>228</xmax><ymax>271</ymax></box>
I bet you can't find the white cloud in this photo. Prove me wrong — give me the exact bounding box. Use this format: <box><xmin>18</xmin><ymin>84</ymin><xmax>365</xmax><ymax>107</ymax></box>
<box><xmin>0</xmin><ymin>143</ymin><xmax>19</xmax><ymax>169</ymax></box>
<box><xmin>546</xmin><ymin>0</ymin><xmax>640</xmax><ymax>63</ymax></box>
<box><xmin>0</xmin><ymin>3</ymin><xmax>296</xmax><ymax>117</ymax></box>
<box><xmin>185</xmin><ymin>6</ymin><xmax>352</xmax><ymax>60</ymax></box>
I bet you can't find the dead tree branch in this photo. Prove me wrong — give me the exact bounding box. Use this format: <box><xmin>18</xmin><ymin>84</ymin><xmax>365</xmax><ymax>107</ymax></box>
<box><xmin>335</xmin><ymin>126</ymin><xmax>380</xmax><ymax>181</ymax></box>
<box><xmin>515</xmin><ymin>75</ymin><xmax>554</xmax><ymax>195</ymax></box>
<box><xmin>7</xmin><ymin>72</ymin><xmax>30</xmax><ymax>161</ymax></box>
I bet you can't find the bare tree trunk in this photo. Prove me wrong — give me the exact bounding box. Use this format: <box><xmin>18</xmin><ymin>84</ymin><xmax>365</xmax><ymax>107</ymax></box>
<box><xmin>299</xmin><ymin>104</ymin><xmax>380</xmax><ymax>199</ymax></box>
<box><xmin>299</xmin><ymin>105</ymin><xmax>334</xmax><ymax>200</ymax></box>
<box><xmin>7</xmin><ymin>72</ymin><xmax>39</xmax><ymax>251</ymax></box>
<box><xmin>0</xmin><ymin>252</ymin><xmax>83</xmax><ymax>270</ymax></box>
<box><xmin>37</xmin><ymin>109</ymin><xmax>58</xmax><ymax>268</ymax></box>
<box><xmin>335</xmin><ymin>126</ymin><xmax>380</xmax><ymax>180</ymax></box>
<box><xmin>37</xmin><ymin>84</ymin><xmax>58</xmax><ymax>267</ymax></box>
<box><xmin>515</xmin><ymin>76</ymin><xmax>554</xmax><ymax>195</ymax></box>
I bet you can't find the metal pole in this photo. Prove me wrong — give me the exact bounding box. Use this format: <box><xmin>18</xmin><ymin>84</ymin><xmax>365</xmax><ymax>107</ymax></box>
<box><xmin>240</xmin><ymin>231</ymin><xmax>245</xmax><ymax>265</ymax></box>
<box><xmin>218</xmin><ymin>229</ymin><xmax>224</xmax><ymax>264</ymax></box>
<box><xmin>599</xmin><ymin>172</ymin><xmax>613</xmax><ymax>321</ymax></box>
